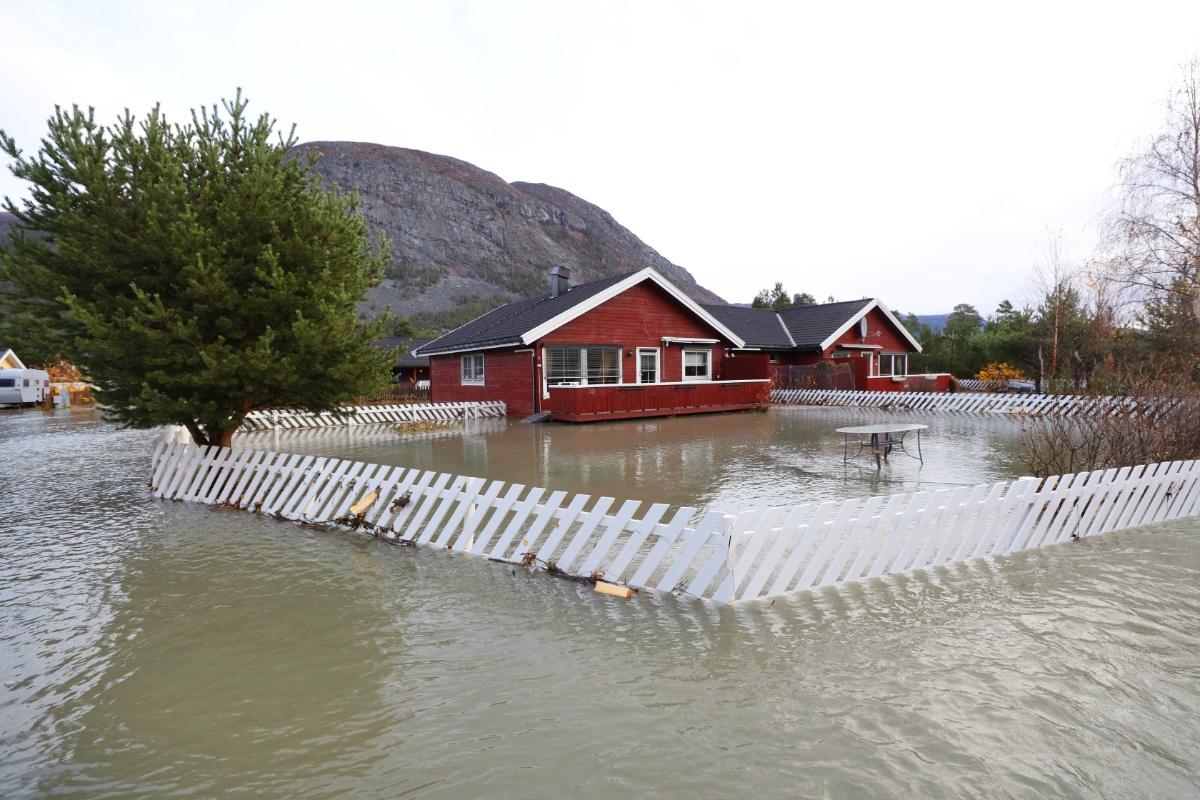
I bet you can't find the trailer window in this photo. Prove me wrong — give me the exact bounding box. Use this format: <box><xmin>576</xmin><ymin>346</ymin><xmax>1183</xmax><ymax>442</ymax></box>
<box><xmin>0</xmin><ymin>379</ymin><xmax>13</xmax><ymax>387</ymax></box>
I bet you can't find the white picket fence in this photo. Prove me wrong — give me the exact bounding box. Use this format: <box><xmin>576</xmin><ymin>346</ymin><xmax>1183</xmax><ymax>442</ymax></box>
<box><xmin>770</xmin><ymin>388</ymin><xmax>1131</xmax><ymax>416</ymax></box>
<box><xmin>149</xmin><ymin>441</ymin><xmax>1200</xmax><ymax>604</ymax></box>
<box><xmin>240</xmin><ymin>401</ymin><xmax>507</xmax><ymax>431</ymax></box>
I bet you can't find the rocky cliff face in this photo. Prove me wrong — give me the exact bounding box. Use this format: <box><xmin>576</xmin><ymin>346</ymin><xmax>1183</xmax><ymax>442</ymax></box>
<box><xmin>2</xmin><ymin>144</ymin><xmax>724</xmax><ymax>327</ymax></box>
<box><xmin>0</xmin><ymin>211</ymin><xmax>16</xmax><ymax>246</ymax></box>
<box><xmin>292</xmin><ymin>142</ymin><xmax>723</xmax><ymax>320</ymax></box>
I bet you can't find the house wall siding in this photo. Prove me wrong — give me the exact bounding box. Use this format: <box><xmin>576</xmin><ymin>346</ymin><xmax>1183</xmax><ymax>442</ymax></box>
<box><xmin>825</xmin><ymin>307</ymin><xmax>913</xmax><ymax>354</ymax></box>
<box><xmin>538</xmin><ymin>281</ymin><xmax>733</xmax><ymax>383</ymax></box>
<box><xmin>429</xmin><ymin>349</ymin><xmax>536</xmax><ymax>417</ymax></box>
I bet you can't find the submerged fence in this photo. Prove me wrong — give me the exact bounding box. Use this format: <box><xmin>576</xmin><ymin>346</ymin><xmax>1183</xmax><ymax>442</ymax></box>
<box><xmin>770</xmin><ymin>388</ymin><xmax>1133</xmax><ymax>416</ymax></box>
<box><xmin>150</xmin><ymin>441</ymin><xmax>1200</xmax><ymax>604</ymax></box>
<box><xmin>240</xmin><ymin>401</ymin><xmax>507</xmax><ymax>431</ymax></box>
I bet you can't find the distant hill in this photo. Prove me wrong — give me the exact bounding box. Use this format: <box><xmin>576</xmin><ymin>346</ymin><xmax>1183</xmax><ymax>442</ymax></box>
<box><xmin>292</xmin><ymin>142</ymin><xmax>724</xmax><ymax>324</ymax></box>
<box><xmin>2</xmin><ymin>143</ymin><xmax>727</xmax><ymax>331</ymax></box>
<box><xmin>914</xmin><ymin>313</ymin><xmax>949</xmax><ymax>332</ymax></box>
<box><xmin>0</xmin><ymin>211</ymin><xmax>15</xmax><ymax>246</ymax></box>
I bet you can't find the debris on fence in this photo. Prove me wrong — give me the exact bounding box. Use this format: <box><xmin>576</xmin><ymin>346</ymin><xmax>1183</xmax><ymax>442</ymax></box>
<box><xmin>595</xmin><ymin>581</ymin><xmax>635</xmax><ymax>599</ymax></box>
<box><xmin>150</xmin><ymin>441</ymin><xmax>1200</xmax><ymax>606</ymax></box>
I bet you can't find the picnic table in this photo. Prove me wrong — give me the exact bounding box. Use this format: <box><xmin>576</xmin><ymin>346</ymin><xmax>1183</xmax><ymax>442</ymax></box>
<box><xmin>836</xmin><ymin>423</ymin><xmax>927</xmax><ymax>469</ymax></box>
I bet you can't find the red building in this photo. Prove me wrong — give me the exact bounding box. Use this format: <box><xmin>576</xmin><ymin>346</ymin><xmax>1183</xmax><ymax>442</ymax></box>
<box><xmin>415</xmin><ymin>267</ymin><xmax>771</xmax><ymax>421</ymax></box>
<box><xmin>415</xmin><ymin>267</ymin><xmax>941</xmax><ymax>422</ymax></box>
<box><xmin>703</xmin><ymin>299</ymin><xmax>948</xmax><ymax>392</ymax></box>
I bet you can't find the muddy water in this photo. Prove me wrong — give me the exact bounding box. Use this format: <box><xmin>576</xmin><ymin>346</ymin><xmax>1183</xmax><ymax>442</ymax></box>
<box><xmin>2</xmin><ymin>408</ymin><xmax>1199</xmax><ymax>799</ymax></box>
<box><xmin>239</xmin><ymin>406</ymin><xmax>1030</xmax><ymax>512</ymax></box>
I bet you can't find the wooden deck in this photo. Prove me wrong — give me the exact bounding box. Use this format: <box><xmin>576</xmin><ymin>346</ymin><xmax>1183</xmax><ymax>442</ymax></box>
<box><xmin>545</xmin><ymin>380</ymin><xmax>770</xmax><ymax>422</ymax></box>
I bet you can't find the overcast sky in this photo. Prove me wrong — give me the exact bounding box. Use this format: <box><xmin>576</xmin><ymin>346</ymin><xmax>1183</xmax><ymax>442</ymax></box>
<box><xmin>3</xmin><ymin>1</ymin><xmax>1199</xmax><ymax>314</ymax></box>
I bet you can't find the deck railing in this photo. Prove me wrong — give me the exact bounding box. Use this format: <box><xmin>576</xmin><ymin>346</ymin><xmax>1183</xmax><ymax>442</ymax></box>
<box><xmin>240</xmin><ymin>401</ymin><xmax>507</xmax><ymax>431</ymax></box>
<box><xmin>150</xmin><ymin>441</ymin><xmax>1200</xmax><ymax>605</ymax></box>
<box><xmin>546</xmin><ymin>379</ymin><xmax>770</xmax><ymax>422</ymax></box>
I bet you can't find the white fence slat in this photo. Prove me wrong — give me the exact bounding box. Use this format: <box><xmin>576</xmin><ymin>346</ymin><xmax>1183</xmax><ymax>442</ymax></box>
<box><xmin>487</xmin><ymin>487</ymin><xmax>547</xmax><ymax>560</ymax></box>
<box><xmin>467</xmin><ymin>484</ymin><xmax>527</xmax><ymax>555</ymax></box>
<box><xmin>240</xmin><ymin>401</ymin><xmax>507</xmax><ymax>431</ymax></box>
<box><xmin>576</xmin><ymin>499</ymin><xmax>644</xmax><ymax>578</ymax></box>
<box><xmin>767</xmin><ymin>500</ymin><xmax>838</xmax><ymax>596</ymax></box>
<box><xmin>769</xmin><ymin>388</ymin><xmax>1134</xmax><ymax>417</ymax></box>
<box><xmin>602</xmin><ymin>503</ymin><xmax>674</xmax><ymax>583</ymax></box>
<box><xmin>450</xmin><ymin>480</ymin><xmax>506</xmax><ymax>552</ymax></box>
<box><xmin>150</xmin><ymin>444</ymin><xmax>1200</xmax><ymax>606</ymax></box>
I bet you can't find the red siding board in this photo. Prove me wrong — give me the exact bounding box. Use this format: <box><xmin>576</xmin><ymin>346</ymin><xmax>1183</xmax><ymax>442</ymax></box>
<box><xmin>430</xmin><ymin>349</ymin><xmax>537</xmax><ymax>417</ymax></box>
<box><xmin>538</xmin><ymin>281</ymin><xmax>736</xmax><ymax>383</ymax></box>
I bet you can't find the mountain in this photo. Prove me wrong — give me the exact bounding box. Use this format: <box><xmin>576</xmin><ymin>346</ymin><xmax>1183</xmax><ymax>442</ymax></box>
<box><xmin>915</xmin><ymin>314</ymin><xmax>950</xmax><ymax>332</ymax></box>
<box><xmin>292</xmin><ymin>142</ymin><xmax>724</xmax><ymax>322</ymax></box>
<box><xmin>2</xmin><ymin>143</ymin><xmax>725</xmax><ymax>329</ymax></box>
<box><xmin>0</xmin><ymin>211</ymin><xmax>16</xmax><ymax>246</ymax></box>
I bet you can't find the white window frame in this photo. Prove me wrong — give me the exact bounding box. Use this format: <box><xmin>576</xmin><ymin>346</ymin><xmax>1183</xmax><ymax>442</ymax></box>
<box><xmin>461</xmin><ymin>353</ymin><xmax>485</xmax><ymax>385</ymax></box>
<box><xmin>543</xmin><ymin>345</ymin><xmax>623</xmax><ymax>386</ymax></box>
<box><xmin>681</xmin><ymin>348</ymin><xmax>712</xmax><ymax>382</ymax></box>
<box><xmin>876</xmin><ymin>353</ymin><xmax>908</xmax><ymax>378</ymax></box>
<box><xmin>637</xmin><ymin>347</ymin><xmax>660</xmax><ymax>384</ymax></box>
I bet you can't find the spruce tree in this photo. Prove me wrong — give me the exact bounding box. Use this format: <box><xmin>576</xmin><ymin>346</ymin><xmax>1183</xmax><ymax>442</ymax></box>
<box><xmin>0</xmin><ymin>91</ymin><xmax>392</xmax><ymax>446</ymax></box>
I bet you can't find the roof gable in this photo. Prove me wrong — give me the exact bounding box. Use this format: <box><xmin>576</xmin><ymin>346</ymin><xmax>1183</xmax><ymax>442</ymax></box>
<box><xmin>777</xmin><ymin>299</ymin><xmax>876</xmax><ymax>349</ymax></box>
<box><xmin>416</xmin><ymin>268</ymin><xmax>745</xmax><ymax>355</ymax></box>
<box><xmin>706</xmin><ymin>299</ymin><xmax>922</xmax><ymax>353</ymax></box>
<box><xmin>0</xmin><ymin>348</ymin><xmax>25</xmax><ymax>369</ymax></box>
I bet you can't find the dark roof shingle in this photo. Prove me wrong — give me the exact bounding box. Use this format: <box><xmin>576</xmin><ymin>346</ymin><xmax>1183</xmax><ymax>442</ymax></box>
<box><xmin>700</xmin><ymin>305</ymin><xmax>794</xmax><ymax>348</ymax></box>
<box><xmin>777</xmin><ymin>299</ymin><xmax>874</xmax><ymax>349</ymax></box>
<box><xmin>701</xmin><ymin>300</ymin><xmax>875</xmax><ymax>351</ymax></box>
<box><xmin>415</xmin><ymin>271</ymin><xmax>637</xmax><ymax>355</ymax></box>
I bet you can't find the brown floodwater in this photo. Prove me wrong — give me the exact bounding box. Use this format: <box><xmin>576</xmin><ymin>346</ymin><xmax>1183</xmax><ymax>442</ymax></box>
<box><xmin>236</xmin><ymin>406</ymin><xmax>1030</xmax><ymax>512</ymax></box>
<box><xmin>2</xmin><ymin>407</ymin><xmax>1199</xmax><ymax>799</ymax></box>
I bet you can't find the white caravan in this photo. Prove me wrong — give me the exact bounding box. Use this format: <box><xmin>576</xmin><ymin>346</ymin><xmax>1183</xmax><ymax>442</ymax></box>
<box><xmin>0</xmin><ymin>368</ymin><xmax>51</xmax><ymax>406</ymax></box>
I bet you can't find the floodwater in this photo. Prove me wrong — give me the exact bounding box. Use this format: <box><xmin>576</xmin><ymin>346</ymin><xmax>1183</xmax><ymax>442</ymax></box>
<box><xmin>238</xmin><ymin>406</ymin><xmax>1030</xmax><ymax>512</ymax></box>
<box><xmin>2</xmin><ymin>408</ymin><xmax>1199</xmax><ymax>799</ymax></box>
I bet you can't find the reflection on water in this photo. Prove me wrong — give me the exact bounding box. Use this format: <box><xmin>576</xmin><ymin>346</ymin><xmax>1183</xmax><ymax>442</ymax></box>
<box><xmin>237</xmin><ymin>407</ymin><xmax>1029</xmax><ymax>512</ymax></box>
<box><xmin>3</xmin><ymin>408</ymin><xmax>1199</xmax><ymax>799</ymax></box>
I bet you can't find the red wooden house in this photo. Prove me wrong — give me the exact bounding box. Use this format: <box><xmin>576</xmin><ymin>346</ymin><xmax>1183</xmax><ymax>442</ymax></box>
<box><xmin>414</xmin><ymin>267</ymin><xmax>771</xmax><ymax>421</ymax></box>
<box><xmin>704</xmin><ymin>300</ymin><xmax>949</xmax><ymax>392</ymax></box>
<box><xmin>415</xmin><ymin>267</ymin><xmax>941</xmax><ymax>422</ymax></box>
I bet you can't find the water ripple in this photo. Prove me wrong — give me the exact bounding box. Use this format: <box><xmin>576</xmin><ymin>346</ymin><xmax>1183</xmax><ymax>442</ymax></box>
<box><xmin>1</xmin><ymin>409</ymin><xmax>1198</xmax><ymax>798</ymax></box>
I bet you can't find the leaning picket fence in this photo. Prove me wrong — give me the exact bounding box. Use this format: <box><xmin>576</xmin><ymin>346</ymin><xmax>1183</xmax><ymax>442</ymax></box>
<box><xmin>771</xmin><ymin>388</ymin><xmax>1132</xmax><ymax>416</ymax></box>
<box><xmin>149</xmin><ymin>441</ymin><xmax>1200</xmax><ymax>605</ymax></box>
<box><xmin>240</xmin><ymin>401</ymin><xmax>507</xmax><ymax>431</ymax></box>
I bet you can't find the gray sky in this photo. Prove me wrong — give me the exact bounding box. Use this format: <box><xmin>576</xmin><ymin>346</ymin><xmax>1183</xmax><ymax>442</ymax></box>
<box><xmin>3</xmin><ymin>1</ymin><xmax>1199</xmax><ymax>314</ymax></box>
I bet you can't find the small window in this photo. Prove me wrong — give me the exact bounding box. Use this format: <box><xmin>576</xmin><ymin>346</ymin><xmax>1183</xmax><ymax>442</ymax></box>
<box><xmin>461</xmin><ymin>353</ymin><xmax>485</xmax><ymax>385</ymax></box>
<box><xmin>23</xmin><ymin>378</ymin><xmax>30</xmax><ymax>387</ymax></box>
<box><xmin>682</xmin><ymin>349</ymin><xmax>710</xmax><ymax>381</ymax></box>
<box><xmin>769</xmin><ymin>353</ymin><xmax>779</xmax><ymax>363</ymax></box>
<box><xmin>0</xmin><ymin>378</ymin><xmax>14</xmax><ymax>387</ymax></box>
<box><xmin>638</xmin><ymin>348</ymin><xmax>659</xmax><ymax>384</ymax></box>
<box><xmin>877</xmin><ymin>353</ymin><xmax>907</xmax><ymax>377</ymax></box>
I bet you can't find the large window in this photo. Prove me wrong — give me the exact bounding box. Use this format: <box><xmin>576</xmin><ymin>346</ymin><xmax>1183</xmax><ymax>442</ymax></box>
<box><xmin>682</xmin><ymin>348</ymin><xmax>711</xmax><ymax>381</ymax></box>
<box><xmin>877</xmin><ymin>353</ymin><xmax>907</xmax><ymax>377</ymax></box>
<box><xmin>461</xmin><ymin>353</ymin><xmax>485</xmax><ymax>385</ymax></box>
<box><xmin>544</xmin><ymin>346</ymin><xmax>621</xmax><ymax>386</ymax></box>
<box><xmin>637</xmin><ymin>348</ymin><xmax>659</xmax><ymax>383</ymax></box>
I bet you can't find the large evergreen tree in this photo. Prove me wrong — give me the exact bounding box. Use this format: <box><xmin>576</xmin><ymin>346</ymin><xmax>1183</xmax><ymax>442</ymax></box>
<box><xmin>0</xmin><ymin>91</ymin><xmax>392</xmax><ymax>446</ymax></box>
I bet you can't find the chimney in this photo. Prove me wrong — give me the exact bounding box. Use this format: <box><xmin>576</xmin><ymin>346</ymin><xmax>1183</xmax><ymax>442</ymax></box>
<box><xmin>549</xmin><ymin>265</ymin><xmax>570</xmax><ymax>298</ymax></box>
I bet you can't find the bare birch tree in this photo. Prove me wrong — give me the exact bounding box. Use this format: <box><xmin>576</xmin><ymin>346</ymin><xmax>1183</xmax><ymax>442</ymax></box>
<box><xmin>1105</xmin><ymin>57</ymin><xmax>1200</xmax><ymax>330</ymax></box>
